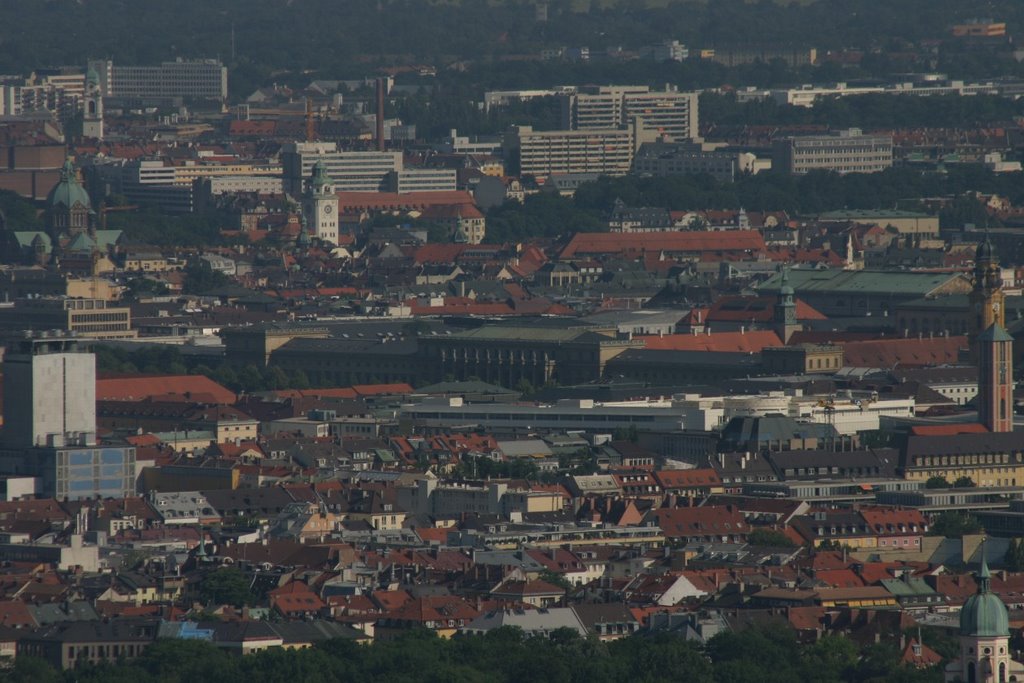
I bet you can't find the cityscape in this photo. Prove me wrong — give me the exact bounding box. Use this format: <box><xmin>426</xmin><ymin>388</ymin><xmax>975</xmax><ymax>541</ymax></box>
<box><xmin>6</xmin><ymin>1</ymin><xmax>1024</xmax><ymax>681</ymax></box>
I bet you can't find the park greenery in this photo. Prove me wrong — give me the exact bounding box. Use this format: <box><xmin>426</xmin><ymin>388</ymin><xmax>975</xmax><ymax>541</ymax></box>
<box><xmin>927</xmin><ymin>511</ymin><xmax>985</xmax><ymax>538</ymax></box>
<box><xmin>7</xmin><ymin>624</ymin><xmax>947</xmax><ymax>683</ymax></box>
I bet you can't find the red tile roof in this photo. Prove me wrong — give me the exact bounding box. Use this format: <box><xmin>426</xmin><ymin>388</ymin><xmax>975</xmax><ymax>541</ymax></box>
<box><xmin>840</xmin><ymin>336</ymin><xmax>967</xmax><ymax>368</ymax></box>
<box><xmin>910</xmin><ymin>423</ymin><xmax>988</xmax><ymax>436</ymax></box>
<box><xmin>96</xmin><ymin>375</ymin><xmax>236</xmax><ymax>404</ymax></box>
<box><xmin>639</xmin><ymin>331</ymin><xmax>782</xmax><ymax>353</ymax></box>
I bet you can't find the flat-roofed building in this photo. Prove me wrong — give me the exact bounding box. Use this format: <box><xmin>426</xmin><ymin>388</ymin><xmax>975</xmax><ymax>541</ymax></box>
<box><xmin>561</xmin><ymin>85</ymin><xmax>699</xmax><ymax>141</ymax></box>
<box><xmin>503</xmin><ymin>124</ymin><xmax>640</xmax><ymax>179</ymax></box>
<box><xmin>0</xmin><ymin>297</ymin><xmax>133</xmax><ymax>339</ymax></box>
<box><xmin>633</xmin><ymin>140</ymin><xmax>759</xmax><ymax>182</ymax></box>
<box><xmin>281</xmin><ymin>142</ymin><xmax>402</xmax><ymax>194</ymax></box>
<box><xmin>88</xmin><ymin>58</ymin><xmax>227</xmax><ymax>101</ymax></box>
<box><xmin>773</xmin><ymin>128</ymin><xmax>893</xmax><ymax>175</ymax></box>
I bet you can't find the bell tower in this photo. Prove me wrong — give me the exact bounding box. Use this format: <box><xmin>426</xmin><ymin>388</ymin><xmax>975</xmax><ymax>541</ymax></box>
<box><xmin>978</xmin><ymin>322</ymin><xmax>1014</xmax><ymax>433</ymax></box>
<box><xmin>82</xmin><ymin>66</ymin><xmax>104</xmax><ymax>140</ymax></box>
<box><xmin>970</xmin><ymin>235</ymin><xmax>1005</xmax><ymax>346</ymax></box>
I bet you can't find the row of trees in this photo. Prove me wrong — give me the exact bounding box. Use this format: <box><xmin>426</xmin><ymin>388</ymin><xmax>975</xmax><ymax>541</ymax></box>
<box><xmin>482</xmin><ymin>165</ymin><xmax>1024</xmax><ymax>243</ymax></box>
<box><xmin>9</xmin><ymin>624</ymin><xmax>947</xmax><ymax>683</ymax></box>
<box><xmin>95</xmin><ymin>346</ymin><xmax>311</xmax><ymax>394</ymax></box>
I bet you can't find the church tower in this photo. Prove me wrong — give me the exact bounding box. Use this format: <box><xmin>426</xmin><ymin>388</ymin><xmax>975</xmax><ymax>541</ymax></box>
<box><xmin>945</xmin><ymin>548</ymin><xmax>1024</xmax><ymax>682</ymax></box>
<box><xmin>82</xmin><ymin>66</ymin><xmax>104</xmax><ymax>140</ymax></box>
<box><xmin>970</xmin><ymin>235</ymin><xmax>1005</xmax><ymax>345</ymax></box>
<box><xmin>978</xmin><ymin>322</ymin><xmax>1014</xmax><ymax>433</ymax></box>
<box><xmin>46</xmin><ymin>158</ymin><xmax>94</xmax><ymax>239</ymax></box>
<box><xmin>773</xmin><ymin>266</ymin><xmax>800</xmax><ymax>344</ymax></box>
<box><xmin>303</xmin><ymin>161</ymin><xmax>338</xmax><ymax>245</ymax></box>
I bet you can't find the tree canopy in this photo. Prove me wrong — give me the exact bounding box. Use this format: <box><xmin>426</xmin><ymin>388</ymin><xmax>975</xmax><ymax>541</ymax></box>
<box><xmin>9</xmin><ymin>625</ymin><xmax>944</xmax><ymax>683</ymax></box>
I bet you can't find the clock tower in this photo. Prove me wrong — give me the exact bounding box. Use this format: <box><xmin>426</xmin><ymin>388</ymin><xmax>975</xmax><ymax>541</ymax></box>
<box><xmin>303</xmin><ymin>161</ymin><xmax>338</xmax><ymax>245</ymax></box>
<box><xmin>969</xmin><ymin>235</ymin><xmax>1005</xmax><ymax>347</ymax></box>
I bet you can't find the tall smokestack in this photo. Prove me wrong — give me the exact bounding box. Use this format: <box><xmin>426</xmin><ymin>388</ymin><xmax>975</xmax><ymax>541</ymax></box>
<box><xmin>376</xmin><ymin>77</ymin><xmax>386</xmax><ymax>152</ymax></box>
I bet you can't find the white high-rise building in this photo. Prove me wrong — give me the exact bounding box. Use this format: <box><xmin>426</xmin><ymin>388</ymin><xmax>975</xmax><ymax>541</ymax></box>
<box><xmin>2</xmin><ymin>334</ymin><xmax>96</xmax><ymax>449</ymax></box>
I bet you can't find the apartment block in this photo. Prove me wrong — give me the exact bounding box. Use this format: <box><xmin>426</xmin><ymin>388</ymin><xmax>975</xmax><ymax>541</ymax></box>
<box><xmin>503</xmin><ymin>124</ymin><xmax>643</xmax><ymax>179</ymax></box>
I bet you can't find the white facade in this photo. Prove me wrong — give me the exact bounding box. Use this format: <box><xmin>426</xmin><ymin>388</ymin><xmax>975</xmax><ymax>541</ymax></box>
<box><xmin>89</xmin><ymin>58</ymin><xmax>227</xmax><ymax>101</ymax></box>
<box><xmin>2</xmin><ymin>336</ymin><xmax>97</xmax><ymax>449</ymax></box>
<box><xmin>281</xmin><ymin>142</ymin><xmax>402</xmax><ymax>194</ymax></box>
<box><xmin>504</xmin><ymin>124</ymin><xmax>642</xmax><ymax>179</ymax></box>
<box><xmin>402</xmin><ymin>391</ymin><xmax>914</xmax><ymax>437</ymax></box>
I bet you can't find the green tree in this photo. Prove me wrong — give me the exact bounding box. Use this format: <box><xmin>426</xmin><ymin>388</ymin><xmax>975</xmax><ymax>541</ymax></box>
<box><xmin>199</xmin><ymin>567</ymin><xmax>255</xmax><ymax>607</ymax></box>
<box><xmin>925</xmin><ymin>476</ymin><xmax>950</xmax><ymax>489</ymax></box>
<box><xmin>746</xmin><ymin>528</ymin><xmax>796</xmax><ymax>548</ymax></box>
<box><xmin>1007</xmin><ymin>538</ymin><xmax>1024</xmax><ymax>572</ymax></box>
<box><xmin>929</xmin><ymin>511</ymin><xmax>984</xmax><ymax>538</ymax></box>
<box><xmin>8</xmin><ymin>656</ymin><xmax>62</xmax><ymax>683</ymax></box>
<box><xmin>953</xmin><ymin>476</ymin><xmax>976</xmax><ymax>488</ymax></box>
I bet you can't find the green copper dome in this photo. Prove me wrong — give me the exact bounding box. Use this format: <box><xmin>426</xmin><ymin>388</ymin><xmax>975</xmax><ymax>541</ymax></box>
<box><xmin>310</xmin><ymin>160</ymin><xmax>331</xmax><ymax>189</ymax></box>
<box><xmin>86</xmin><ymin>66</ymin><xmax>100</xmax><ymax>86</ymax></box>
<box><xmin>960</xmin><ymin>551</ymin><xmax>1010</xmax><ymax>638</ymax></box>
<box><xmin>47</xmin><ymin>158</ymin><xmax>92</xmax><ymax>210</ymax></box>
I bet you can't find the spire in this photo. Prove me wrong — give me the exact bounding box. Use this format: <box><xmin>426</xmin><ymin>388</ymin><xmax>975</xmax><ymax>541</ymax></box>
<box><xmin>978</xmin><ymin>539</ymin><xmax>991</xmax><ymax>594</ymax></box>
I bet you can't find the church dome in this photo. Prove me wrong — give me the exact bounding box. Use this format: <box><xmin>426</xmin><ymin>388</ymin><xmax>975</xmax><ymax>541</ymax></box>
<box><xmin>86</xmin><ymin>66</ymin><xmax>100</xmax><ymax>86</ymax></box>
<box><xmin>977</xmin><ymin>235</ymin><xmax>997</xmax><ymax>263</ymax></box>
<box><xmin>47</xmin><ymin>159</ymin><xmax>92</xmax><ymax>210</ymax></box>
<box><xmin>960</xmin><ymin>554</ymin><xmax>1010</xmax><ymax>638</ymax></box>
<box><xmin>310</xmin><ymin>160</ymin><xmax>331</xmax><ymax>189</ymax></box>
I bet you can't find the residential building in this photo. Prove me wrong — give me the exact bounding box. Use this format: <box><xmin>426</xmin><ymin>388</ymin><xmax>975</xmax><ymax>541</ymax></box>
<box><xmin>503</xmin><ymin>124</ymin><xmax>643</xmax><ymax>179</ymax></box>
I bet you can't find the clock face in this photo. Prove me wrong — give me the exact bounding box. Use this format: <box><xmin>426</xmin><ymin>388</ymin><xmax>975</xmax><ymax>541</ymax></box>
<box><xmin>323</xmin><ymin>204</ymin><xmax>333</xmax><ymax>214</ymax></box>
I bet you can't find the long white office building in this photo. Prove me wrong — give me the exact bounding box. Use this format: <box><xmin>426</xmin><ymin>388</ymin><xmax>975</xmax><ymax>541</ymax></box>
<box><xmin>281</xmin><ymin>141</ymin><xmax>404</xmax><ymax>195</ymax></box>
<box><xmin>401</xmin><ymin>392</ymin><xmax>915</xmax><ymax>436</ymax></box>
<box><xmin>562</xmin><ymin>85</ymin><xmax>699</xmax><ymax>142</ymax></box>
<box><xmin>88</xmin><ymin>58</ymin><xmax>227</xmax><ymax>101</ymax></box>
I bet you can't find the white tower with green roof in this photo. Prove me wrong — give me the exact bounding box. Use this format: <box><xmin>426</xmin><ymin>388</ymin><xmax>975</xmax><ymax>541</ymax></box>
<box><xmin>303</xmin><ymin>160</ymin><xmax>338</xmax><ymax>245</ymax></box>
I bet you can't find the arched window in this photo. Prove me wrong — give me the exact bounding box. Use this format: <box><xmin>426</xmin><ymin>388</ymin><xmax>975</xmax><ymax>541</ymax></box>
<box><xmin>1001</xmin><ymin>662</ymin><xmax>1007</xmax><ymax>682</ymax></box>
<box><xmin>969</xmin><ymin>661</ymin><xmax>976</xmax><ymax>683</ymax></box>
